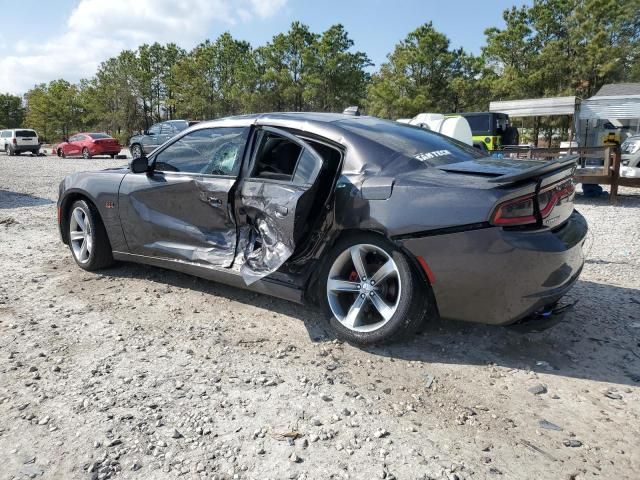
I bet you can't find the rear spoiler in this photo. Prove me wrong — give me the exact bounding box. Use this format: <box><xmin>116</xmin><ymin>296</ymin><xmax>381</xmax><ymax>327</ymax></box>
<box><xmin>488</xmin><ymin>156</ymin><xmax>578</xmax><ymax>184</ymax></box>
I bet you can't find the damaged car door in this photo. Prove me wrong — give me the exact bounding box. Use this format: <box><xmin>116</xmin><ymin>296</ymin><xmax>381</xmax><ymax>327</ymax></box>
<box><xmin>118</xmin><ymin>126</ymin><xmax>249</xmax><ymax>267</ymax></box>
<box><xmin>238</xmin><ymin>127</ymin><xmax>324</xmax><ymax>284</ymax></box>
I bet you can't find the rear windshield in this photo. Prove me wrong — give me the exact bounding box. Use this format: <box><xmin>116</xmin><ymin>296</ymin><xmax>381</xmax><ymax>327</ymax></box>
<box><xmin>338</xmin><ymin>117</ymin><xmax>485</xmax><ymax>167</ymax></box>
<box><xmin>16</xmin><ymin>130</ymin><xmax>37</xmax><ymax>137</ymax></box>
<box><xmin>88</xmin><ymin>133</ymin><xmax>111</xmax><ymax>139</ymax></box>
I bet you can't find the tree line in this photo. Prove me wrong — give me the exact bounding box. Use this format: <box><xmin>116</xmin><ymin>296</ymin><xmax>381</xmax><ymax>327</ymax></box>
<box><xmin>0</xmin><ymin>0</ymin><xmax>638</xmax><ymax>143</ymax></box>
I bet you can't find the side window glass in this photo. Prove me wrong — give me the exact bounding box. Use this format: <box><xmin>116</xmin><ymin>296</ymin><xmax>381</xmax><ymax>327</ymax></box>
<box><xmin>148</xmin><ymin>124</ymin><xmax>161</xmax><ymax>135</ymax></box>
<box><xmin>154</xmin><ymin>127</ymin><xmax>248</xmax><ymax>175</ymax></box>
<box><xmin>293</xmin><ymin>148</ymin><xmax>322</xmax><ymax>186</ymax></box>
<box><xmin>160</xmin><ymin>124</ymin><xmax>174</xmax><ymax>135</ymax></box>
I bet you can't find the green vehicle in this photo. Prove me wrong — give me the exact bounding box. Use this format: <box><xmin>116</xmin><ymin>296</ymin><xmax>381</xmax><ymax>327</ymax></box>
<box><xmin>448</xmin><ymin>112</ymin><xmax>518</xmax><ymax>151</ymax></box>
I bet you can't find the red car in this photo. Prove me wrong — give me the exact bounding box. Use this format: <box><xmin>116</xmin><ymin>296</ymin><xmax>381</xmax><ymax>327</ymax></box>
<box><xmin>57</xmin><ymin>133</ymin><xmax>121</xmax><ymax>159</ymax></box>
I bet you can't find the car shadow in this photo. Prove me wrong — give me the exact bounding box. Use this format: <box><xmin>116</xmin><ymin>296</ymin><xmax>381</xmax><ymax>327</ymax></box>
<box><xmin>99</xmin><ymin>260</ymin><xmax>640</xmax><ymax>387</ymax></box>
<box><xmin>0</xmin><ymin>189</ymin><xmax>54</xmax><ymax>209</ymax></box>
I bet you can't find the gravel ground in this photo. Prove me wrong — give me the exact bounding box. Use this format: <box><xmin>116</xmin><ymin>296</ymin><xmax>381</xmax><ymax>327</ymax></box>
<box><xmin>0</xmin><ymin>154</ymin><xmax>639</xmax><ymax>480</ymax></box>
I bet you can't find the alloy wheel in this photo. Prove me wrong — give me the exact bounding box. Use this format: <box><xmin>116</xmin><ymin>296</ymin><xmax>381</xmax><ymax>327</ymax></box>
<box><xmin>131</xmin><ymin>145</ymin><xmax>142</xmax><ymax>158</ymax></box>
<box><xmin>327</xmin><ymin>243</ymin><xmax>402</xmax><ymax>333</ymax></box>
<box><xmin>82</xmin><ymin>148</ymin><xmax>90</xmax><ymax>159</ymax></box>
<box><xmin>69</xmin><ymin>206</ymin><xmax>93</xmax><ymax>263</ymax></box>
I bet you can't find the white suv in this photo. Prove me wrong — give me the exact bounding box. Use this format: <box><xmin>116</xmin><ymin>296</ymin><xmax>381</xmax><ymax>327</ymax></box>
<box><xmin>0</xmin><ymin>129</ymin><xmax>40</xmax><ymax>156</ymax></box>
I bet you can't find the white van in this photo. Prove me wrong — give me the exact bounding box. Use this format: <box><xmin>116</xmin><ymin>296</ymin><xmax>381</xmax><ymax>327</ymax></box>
<box><xmin>0</xmin><ymin>129</ymin><xmax>40</xmax><ymax>155</ymax></box>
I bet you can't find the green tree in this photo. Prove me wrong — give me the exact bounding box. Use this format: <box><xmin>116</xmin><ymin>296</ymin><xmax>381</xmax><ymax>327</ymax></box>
<box><xmin>304</xmin><ymin>24</ymin><xmax>372</xmax><ymax>112</ymax></box>
<box><xmin>79</xmin><ymin>50</ymin><xmax>142</xmax><ymax>142</ymax></box>
<box><xmin>0</xmin><ymin>93</ymin><xmax>25</xmax><ymax>129</ymax></box>
<box><xmin>173</xmin><ymin>33</ymin><xmax>257</xmax><ymax>120</ymax></box>
<box><xmin>366</xmin><ymin>22</ymin><xmax>471</xmax><ymax>118</ymax></box>
<box><xmin>25</xmin><ymin>80</ymin><xmax>81</xmax><ymax>141</ymax></box>
<box><xmin>256</xmin><ymin>22</ymin><xmax>317</xmax><ymax>111</ymax></box>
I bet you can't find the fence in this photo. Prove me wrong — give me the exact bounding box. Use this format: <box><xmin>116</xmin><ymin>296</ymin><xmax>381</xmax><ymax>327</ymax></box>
<box><xmin>501</xmin><ymin>146</ymin><xmax>639</xmax><ymax>204</ymax></box>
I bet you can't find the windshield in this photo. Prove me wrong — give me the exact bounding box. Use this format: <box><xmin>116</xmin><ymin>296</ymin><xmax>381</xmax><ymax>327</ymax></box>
<box><xmin>88</xmin><ymin>133</ymin><xmax>111</xmax><ymax>139</ymax></box>
<box><xmin>621</xmin><ymin>138</ymin><xmax>640</xmax><ymax>154</ymax></box>
<box><xmin>339</xmin><ymin>117</ymin><xmax>485</xmax><ymax>167</ymax></box>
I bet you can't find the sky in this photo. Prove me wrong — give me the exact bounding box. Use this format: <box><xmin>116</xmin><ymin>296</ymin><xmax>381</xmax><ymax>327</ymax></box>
<box><xmin>0</xmin><ymin>0</ymin><xmax>531</xmax><ymax>95</ymax></box>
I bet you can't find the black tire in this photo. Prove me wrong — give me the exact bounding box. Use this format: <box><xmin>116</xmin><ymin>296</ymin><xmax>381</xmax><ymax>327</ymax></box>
<box><xmin>110</xmin><ymin>153</ymin><xmax>116</xmax><ymax>159</ymax></box>
<box><xmin>57</xmin><ymin>148</ymin><xmax>65</xmax><ymax>158</ymax></box>
<box><xmin>82</xmin><ymin>147</ymin><xmax>91</xmax><ymax>159</ymax></box>
<box><xmin>318</xmin><ymin>232</ymin><xmax>431</xmax><ymax>345</ymax></box>
<box><xmin>67</xmin><ymin>199</ymin><xmax>114</xmax><ymax>271</ymax></box>
<box><xmin>5</xmin><ymin>145</ymin><xmax>11</xmax><ymax>156</ymax></box>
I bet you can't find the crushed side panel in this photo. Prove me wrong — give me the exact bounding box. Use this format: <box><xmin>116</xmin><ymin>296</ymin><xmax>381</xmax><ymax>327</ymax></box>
<box><xmin>238</xmin><ymin>181</ymin><xmax>304</xmax><ymax>285</ymax></box>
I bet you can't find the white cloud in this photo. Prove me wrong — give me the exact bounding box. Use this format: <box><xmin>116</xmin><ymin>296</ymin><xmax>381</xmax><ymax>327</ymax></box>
<box><xmin>0</xmin><ymin>0</ymin><xmax>287</xmax><ymax>95</ymax></box>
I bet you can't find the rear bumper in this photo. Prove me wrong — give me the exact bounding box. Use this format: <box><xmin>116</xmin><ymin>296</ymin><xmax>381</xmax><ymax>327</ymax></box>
<box><xmin>89</xmin><ymin>145</ymin><xmax>121</xmax><ymax>155</ymax></box>
<box><xmin>13</xmin><ymin>145</ymin><xmax>39</xmax><ymax>152</ymax></box>
<box><xmin>400</xmin><ymin>211</ymin><xmax>587</xmax><ymax>325</ymax></box>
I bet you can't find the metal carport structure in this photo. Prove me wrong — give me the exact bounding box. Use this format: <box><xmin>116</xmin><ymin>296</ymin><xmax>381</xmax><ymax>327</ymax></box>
<box><xmin>489</xmin><ymin>96</ymin><xmax>579</xmax><ymax>118</ymax></box>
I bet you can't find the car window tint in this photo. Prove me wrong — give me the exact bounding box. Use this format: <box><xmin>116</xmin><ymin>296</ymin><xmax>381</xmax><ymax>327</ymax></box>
<box><xmin>251</xmin><ymin>132</ymin><xmax>303</xmax><ymax>182</ymax></box>
<box><xmin>160</xmin><ymin>124</ymin><xmax>174</xmax><ymax>135</ymax></box>
<box><xmin>88</xmin><ymin>133</ymin><xmax>110</xmax><ymax>139</ymax></box>
<box><xmin>16</xmin><ymin>130</ymin><xmax>36</xmax><ymax>137</ymax></box>
<box><xmin>149</xmin><ymin>124</ymin><xmax>161</xmax><ymax>135</ymax></box>
<box><xmin>338</xmin><ymin>117</ymin><xmax>485</xmax><ymax>167</ymax></box>
<box><xmin>154</xmin><ymin>127</ymin><xmax>248</xmax><ymax>175</ymax></box>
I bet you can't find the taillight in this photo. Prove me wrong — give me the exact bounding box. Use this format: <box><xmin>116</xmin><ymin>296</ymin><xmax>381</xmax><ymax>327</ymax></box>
<box><xmin>491</xmin><ymin>178</ymin><xmax>575</xmax><ymax>227</ymax></box>
<box><xmin>12</xmin><ymin>138</ymin><xmax>17</xmax><ymax>145</ymax></box>
<box><xmin>537</xmin><ymin>179</ymin><xmax>575</xmax><ymax>217</ymax></box>
<box><xmin>491</xmin><ymin>194</ymin><xmax>537</xmax><ymax>225</ymax></box>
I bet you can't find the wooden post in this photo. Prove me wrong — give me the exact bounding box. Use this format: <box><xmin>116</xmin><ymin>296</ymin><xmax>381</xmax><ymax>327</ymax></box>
<box><xmin>603</xmin><ymin>146</ymin><xmax>611</xmax><ymax>176</ymax></box>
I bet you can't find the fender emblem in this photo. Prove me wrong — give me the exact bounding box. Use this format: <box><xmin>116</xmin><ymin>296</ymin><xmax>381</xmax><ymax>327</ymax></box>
<box><xmin>105</xmin><ymin>201</ymin><xmax>115</xmax><ymax>209</ymax></box>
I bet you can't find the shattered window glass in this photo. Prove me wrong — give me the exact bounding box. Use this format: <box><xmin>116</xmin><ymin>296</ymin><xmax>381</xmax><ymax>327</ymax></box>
<box><xmin>154</xmin><ymin>127</ymin><xmax>248</xmax><ymax>175</ymax></box>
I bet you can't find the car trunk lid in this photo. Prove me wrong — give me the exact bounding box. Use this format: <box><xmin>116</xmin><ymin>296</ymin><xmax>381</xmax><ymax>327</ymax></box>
<box><xmin>437</xmin><ymin>156</ymin><xmax>577</xmax><ymax>229</ymax></box>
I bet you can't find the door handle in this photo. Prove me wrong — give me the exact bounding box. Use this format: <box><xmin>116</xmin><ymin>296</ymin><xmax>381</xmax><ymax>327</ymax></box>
<box><xmin>207</xmin><ymin>196</ymin><xmax>222</xmax><ymax>208</ymax></box>
<box><xmin>274</xmin><ymin>205</ymin><xmax>288</xmax><ymax>218</ymax></box>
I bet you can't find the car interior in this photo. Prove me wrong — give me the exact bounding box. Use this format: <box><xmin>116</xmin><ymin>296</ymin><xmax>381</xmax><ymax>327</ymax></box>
<box><xmin>247</xmin><ymin>131</ymin><xmax>344</xmax><ymax>248</ymax></box>
<box><xmin>251</xmin><ymin>133</ymin><xmax>303</xmax><ymax>181</ymax></box>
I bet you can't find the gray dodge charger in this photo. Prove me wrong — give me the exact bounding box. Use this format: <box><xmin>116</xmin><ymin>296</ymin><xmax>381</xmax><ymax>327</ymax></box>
<box><xmin>57</xmin><ymin>113</ymin><xmax>587</xmax><ymax>345</ymax></box>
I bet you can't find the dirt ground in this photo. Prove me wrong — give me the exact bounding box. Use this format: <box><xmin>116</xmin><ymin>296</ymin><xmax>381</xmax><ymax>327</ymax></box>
<box><xmin>0</xmin><ymin>154</ymin><xmax>639</xmax><ymax>480</ymax></box>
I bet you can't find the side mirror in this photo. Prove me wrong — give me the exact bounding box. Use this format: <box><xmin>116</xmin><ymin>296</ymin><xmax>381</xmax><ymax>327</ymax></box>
<box><xmin>62</xmin><ymin>137</ymin><xmax>69</xmax><ymax>142</ymax></box>
<box><xmin>130</xmin><ymin>156</ymin><xmax>150</xmax><ymax>173</ymax></box>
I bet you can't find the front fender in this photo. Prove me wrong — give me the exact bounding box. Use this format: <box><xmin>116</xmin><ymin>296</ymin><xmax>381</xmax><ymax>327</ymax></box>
<box><xmin>58</xmin><ymin>171</ymin><xmax>128</xmax><ymax>251</ymax></box>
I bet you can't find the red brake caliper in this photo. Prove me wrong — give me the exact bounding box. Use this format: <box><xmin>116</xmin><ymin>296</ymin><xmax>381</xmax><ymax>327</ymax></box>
<box><xmin>348</xmin><ymin>270</ymin><xmax>359</xmax><ymax>282</ymax></box>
